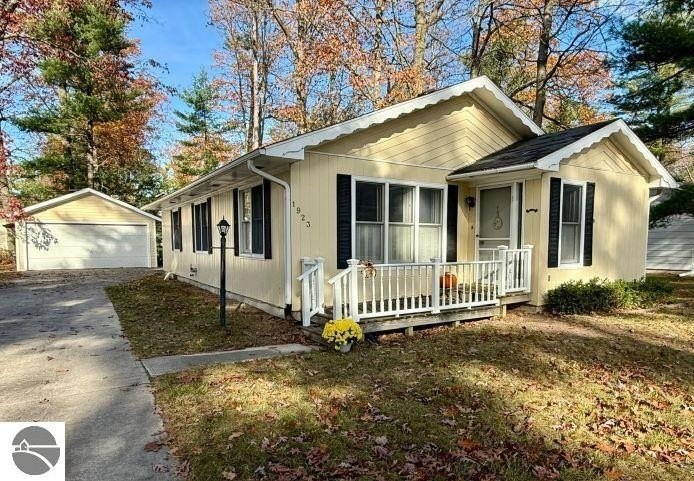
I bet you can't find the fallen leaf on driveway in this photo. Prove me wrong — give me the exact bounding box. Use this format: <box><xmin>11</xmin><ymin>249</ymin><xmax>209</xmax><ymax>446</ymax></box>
<box><xmin>144</xmin><ymin>441</ymin><xmax>161</xmax><ymax>452</ymax></box>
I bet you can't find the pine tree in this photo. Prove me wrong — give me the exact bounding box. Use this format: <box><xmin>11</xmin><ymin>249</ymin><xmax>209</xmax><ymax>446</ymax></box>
<box><xmin>170</xmin><ymin>70</ymin><xmax>233</xmax><ymax>187</ymax></box>
<box><xmin>612</xmin><ymin>0</ymin><xmax>693</xmax><ymax>155</ymax></box>
<box><xmin>13</xmin><ymin>0</ymin><xmax>149</xmax><ymax>193</ymax></box>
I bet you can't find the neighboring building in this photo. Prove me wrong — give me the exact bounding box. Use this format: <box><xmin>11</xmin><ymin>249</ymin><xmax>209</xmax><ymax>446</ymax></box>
<box><xmin>0</xmin><ymin>223</ymin><xmax>11</xmax><ymax>251</ymax></box>
<box><xmin>143</xmin><ymin>76</ymin><xmax>676</xmax><ymax>329</ymax></box>
<box><xmin>15</xmin><ymin>188</ymin><xmax>160</xmax><ymax>270</ymax></box>
<box><xmin>648</xmin><ymin>214</ymin><xmax>694</xmax><ymax>272</ymax></box>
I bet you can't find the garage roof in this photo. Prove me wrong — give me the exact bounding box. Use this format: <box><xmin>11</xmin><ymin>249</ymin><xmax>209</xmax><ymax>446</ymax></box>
<box><xmin>23</xmin><ymin>188</ymin><xmax>161</xmax><ymax>222</ymax></box>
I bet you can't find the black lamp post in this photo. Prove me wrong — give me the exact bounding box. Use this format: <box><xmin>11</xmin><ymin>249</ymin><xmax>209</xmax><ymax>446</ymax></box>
<box><xmin>217</xmin><ymin>217</ymin><xmax>230</xmax><ymax>327</ymax></box>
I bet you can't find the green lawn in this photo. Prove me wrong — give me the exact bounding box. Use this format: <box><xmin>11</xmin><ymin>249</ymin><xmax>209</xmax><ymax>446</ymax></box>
<box><xmin>106</xmin><ymin>274</ymin><xmax>311</xmax><ymax>358</ymax></box>
<box><xmin>153</xmin><ymin>277</ymin><xmax>693</xmax><ymax>480</ymax></box>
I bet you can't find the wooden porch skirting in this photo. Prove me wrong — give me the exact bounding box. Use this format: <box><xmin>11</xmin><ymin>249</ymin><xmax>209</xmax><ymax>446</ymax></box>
<box><xmin>303</xmin><ymin>294</ymin><xmax>529</xmax><ymax>336</ymax></box>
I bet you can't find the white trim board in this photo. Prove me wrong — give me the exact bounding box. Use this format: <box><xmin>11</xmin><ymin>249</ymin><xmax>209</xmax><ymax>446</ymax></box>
<box><xmin>448</xmin><ymin>120</ymin><xmax>677</xmax><ymax>189</ymax></box>
<box><xmin>23</xmin><ymin>188</ymin><xmax>161</xmax><ymax>222</ymax></box>
<box><xmin>534</xmin><ymin>120</ymin><xmax>677</xmax><ymax>188</ymax></box>
<box><xmin>264</xmin><ymin>76</ymin><xmax>543</xmax><ymax>160</ymax></box>
<box><xmin>144</xmin><ymin>76</ymin><xmax>544</xmax><ymax>210</ymax></box>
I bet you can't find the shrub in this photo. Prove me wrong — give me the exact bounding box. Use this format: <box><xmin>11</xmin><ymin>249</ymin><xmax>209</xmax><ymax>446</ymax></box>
<box><xmin>545</xmin><ymin>277</ymin><xmax>673</xmax><ymax>315</ymax></box>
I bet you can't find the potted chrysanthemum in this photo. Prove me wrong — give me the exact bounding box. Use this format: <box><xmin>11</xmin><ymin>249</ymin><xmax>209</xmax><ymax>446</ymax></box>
<box><xmin>321</xmin><ymin>318</ymin><xmax>363</xmax><ymax>352</ymax></box>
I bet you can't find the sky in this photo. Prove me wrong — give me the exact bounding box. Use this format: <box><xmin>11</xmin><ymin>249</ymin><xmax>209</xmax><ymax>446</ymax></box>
<box><xmin>128</xmin><ymin>0</ymin><xmax>221</xmax><ymax>157</ymax></box>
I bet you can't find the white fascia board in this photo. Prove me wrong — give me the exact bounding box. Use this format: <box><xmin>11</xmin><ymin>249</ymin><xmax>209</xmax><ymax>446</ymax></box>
<box><xmin>264</xmin><ymin>76</ymin><xmax>544</xmax><ymax>159</ymax></box>
<box><xmin>534</xmin><ymin>119</ymin><xmax>678</xmax><ymax>188</ymax></box>
<box><xmin>447</xmin><ymin>163</ymin><xmax>537</xmax><ymax>180</ymax></box>
<box><xmin>142</xmin><ymin>149</ymin><xmax>264</xmax><ymax>210</ymax></box>
<box><xmin>24</xmin><ymin>188</ymin><xmax>161</xmax><ymax>222</ymax></box>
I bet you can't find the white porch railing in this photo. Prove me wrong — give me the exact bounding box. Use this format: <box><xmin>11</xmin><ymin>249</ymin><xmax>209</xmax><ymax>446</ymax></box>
<box><xmin>297</xmin><ymin>257</ymin><xmax>325</xmax><ymax>326</ymax></box>
<box><xmin>326</xmin><ymin>246</ymin><xmax>533</xmax><ymax>322</ymax></box>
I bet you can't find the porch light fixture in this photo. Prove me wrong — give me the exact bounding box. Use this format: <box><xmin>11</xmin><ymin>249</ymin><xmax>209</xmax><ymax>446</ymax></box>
<box><xmin>464</xmin><ymin>196</ymin><xmax>476</xmax><ymax>209</ymax></box>
<box><xmin>217</xmin><ymin>217</ymin><xmax>230</xmax><ymax>327</ymax></box>
<box><xmin>217</xmin><ymin>217</ymin><xmax>230</xmax><ymax>236</ymax></box>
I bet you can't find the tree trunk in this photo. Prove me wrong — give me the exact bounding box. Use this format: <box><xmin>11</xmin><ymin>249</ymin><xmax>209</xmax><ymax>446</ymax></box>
<box><xmin>372</xmin><ymin>0</ymin><xmax>385</xmax><ymax>105</ymax></box>
<box><xmin>470</xmin><ymin>2</ymin><xmax>484</xmax><ymax>77</ymax></box>
<box><xmin>533</xmin><ymin>0</ymin><xmax>555</xmax><ymax>126</ymax></box>
<box><xmin>248</xmin><ymin>4</ymin><xmax>261</xmax><ymax>150</ymax></box>
<box><xmin>86</xmin><ymin>120</ymin><xmax>96</xmax><ymax>189</ymax></box>
<box><xmin>0</xmin><ymin>122</ymin><xmax>11</xmax><ymax>223</ymax></box>
<box><xmin>412</xmin><ymin>0</ymin><xmax>427</xmax><ymax>96</ymax></box>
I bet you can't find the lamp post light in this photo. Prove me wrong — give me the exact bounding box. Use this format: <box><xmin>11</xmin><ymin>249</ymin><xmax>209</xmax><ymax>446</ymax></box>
<box><xmin>217</xmin><ymin>217</ymin><xmax>230</xmax><ymax>327</ymax></box>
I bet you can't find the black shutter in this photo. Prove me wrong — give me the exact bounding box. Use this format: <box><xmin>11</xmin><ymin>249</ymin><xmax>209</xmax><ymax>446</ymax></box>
<box><xmin>177</xmin><ymin>208</ymin><xmax>182</xmax><ymax>250</ymax></box>
<box><xmin>336</xmin><ymin>174</ymin><xmax>352</xmax><ymax>269</ymax></box>
<box><xmin>583</xmin><ymin>182</ymin><xmax>595</xmax><ymax>266</ymax></box>
<box><xmin>548</xmin><ymin>177</ymin><xmax>561</xmax><ymax>268</ymax></box>
<box><xmin>170</xmin><ymin>210</ymin><xmax>175</xmax><ymax>250</ymax></box>
<box><xmin>207</xmin><ymin>197</ymin><xmax>213</xmax><ymax>254</ymax></box>
<box><xmin>263</xmin><ymin>179</ymin><xmax>272</xmax><ymax>259</ymax></box>
<box><xmin>191</xmin><ymin>204</ymin><xmax>196</xmax><ymax>252</ymax></box>
<box><xmin>446</xmin><ymin>184</ymin><xmax>458</xmax><ymax>262</ymax></box>
<box><xmin>232</xmin><ymin>189</ymin><xmax>239</xmax><ymax>256</ymax></box>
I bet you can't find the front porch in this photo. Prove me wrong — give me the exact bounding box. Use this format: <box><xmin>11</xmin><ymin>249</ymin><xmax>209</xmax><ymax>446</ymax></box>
<box><xmin>298</xmin><ymin>246</ymin><xmax>533</xmax><ymax>334</ymax></box>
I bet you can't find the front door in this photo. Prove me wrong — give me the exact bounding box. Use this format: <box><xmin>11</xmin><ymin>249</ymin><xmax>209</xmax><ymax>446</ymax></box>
<box><xmin>476</xmin><ymin>183</ymin><xmax>523</xmax><ymax>260</ymax></box>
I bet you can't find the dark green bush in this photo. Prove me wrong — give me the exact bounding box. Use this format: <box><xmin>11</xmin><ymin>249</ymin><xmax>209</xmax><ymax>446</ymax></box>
<box><xmin>545</xmin><ymin>277</ymin><xmax>673</xmax><ymax>315</ymax></box>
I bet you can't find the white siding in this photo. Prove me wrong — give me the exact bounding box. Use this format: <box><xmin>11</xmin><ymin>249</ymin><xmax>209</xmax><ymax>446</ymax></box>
<box><xmin>647</xmin><ymin>215</ymin><xmax>694</xmax><ymax>271</ymax></box>
<box><xmin>161</xmin><ymin>180</ymin><xmax>287</xmax><ymax>314</ymax></box>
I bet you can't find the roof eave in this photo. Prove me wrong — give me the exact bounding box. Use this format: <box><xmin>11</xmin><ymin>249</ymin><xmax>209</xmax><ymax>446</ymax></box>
<box><xmin>447</xmin><ymin>163</ymin><xmax>538</xmax><ymax>180</ymax></box>
<box><xmin>24</xmin><ymin>188</ymin><xmax>161</xmax><ymax>222</ymax></box>
<box><xmin>142</xmin><ymin>149</ymin><xmax>266</xmax><ymax>211</ymax></box>
<box><xmin>264</xmin><ymin>76</ymin><xmax>544</xmax><ymax>159</ymax></box>
<box><xmin>534</xmin><ymin>119</ymin><xmax>678</xmax><ymax>188</ymax></box>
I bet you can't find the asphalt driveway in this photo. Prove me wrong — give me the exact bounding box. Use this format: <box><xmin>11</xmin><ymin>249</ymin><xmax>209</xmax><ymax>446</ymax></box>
<box><xmin>0</xmin><ymin>269</ymin><xmax>178</xmax><ymax>480</ymax></box>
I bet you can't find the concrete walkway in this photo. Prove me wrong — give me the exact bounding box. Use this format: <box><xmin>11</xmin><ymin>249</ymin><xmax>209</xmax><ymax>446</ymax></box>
<box><xmin>142</xmin><ymin>343</ymin><xmax>320</xmax><ymax>377</ymax></box>
<box><xmin>0</xmin><ymin>269</ymin><xmax>178</xmax><ymax>481</ymax></box>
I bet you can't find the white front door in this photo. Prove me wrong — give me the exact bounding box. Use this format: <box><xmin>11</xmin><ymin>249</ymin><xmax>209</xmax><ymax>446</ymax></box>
<box><xmin>476</xmin><ymin>183</ymin><xmax>523</xmax><ymax>260</ymax></box>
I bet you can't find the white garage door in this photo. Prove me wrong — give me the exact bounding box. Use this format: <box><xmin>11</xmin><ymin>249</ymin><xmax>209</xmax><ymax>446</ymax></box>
<box><xmin>25</xmin><ymin>223</ymin><xmax>150</xmax><ymax>270</ymax></box>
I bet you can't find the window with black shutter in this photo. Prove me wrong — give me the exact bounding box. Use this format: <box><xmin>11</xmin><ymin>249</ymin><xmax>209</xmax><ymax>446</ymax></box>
<box><xmin>237</xmin><ymin>184</ymin><xmax>266</xmax><ymax>256</ymax></box>
<box><xmin>193</xmin><ymin>200</ymin><xmax>211</xmax><ymax>253</ymax></box>
<box><xmin>171</xmin><ymin>208</ymin><xmax>182</xmax><ymax>251</ymax></box>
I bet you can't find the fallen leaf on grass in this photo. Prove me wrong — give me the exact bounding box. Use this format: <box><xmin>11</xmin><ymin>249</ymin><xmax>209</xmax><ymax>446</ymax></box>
<box><xmin>457</xmin><ymin>438</ymin><xmax>481</xmax><ymax>450</ymax></box>
<box><xmin>228</xmin><ymin>432</ymin><xmax>243</xmax><ymax>441</ymax></box>
<box><xmin>221</xmin><ymin>468</ymin><xmax>236</xmax><ymax>480</ymax></box>
<box><xmin>604</xmin><ymin>467</ymin><xmax>623</xmax><ymax>480</ymax></box>
<box><xmin>595</xmin><ymin>442</ymin><xmax>617</xmax><ymax>454</ymax></box>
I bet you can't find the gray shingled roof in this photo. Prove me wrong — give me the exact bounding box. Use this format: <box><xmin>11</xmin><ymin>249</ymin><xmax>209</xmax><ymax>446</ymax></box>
<box><xmin>450</xmin><ymin>119</ymin><xmax>618</xmax><ymax>176</ymax></box>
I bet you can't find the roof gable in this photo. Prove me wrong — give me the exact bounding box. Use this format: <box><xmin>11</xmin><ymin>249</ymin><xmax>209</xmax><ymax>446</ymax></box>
<box><xmin>449</xmin><ymin>119</ymin><xmax>677</xmax><ymax>188</ymax></box>
<box><xmin>23</xmin><ymin>188</ymin><xmax>161</xmax><ymax>222</ymax></box>
<box><xmin>263</xmin><ymin>76</ymin><xmax>543</xmax><ymax>160</ymax></box>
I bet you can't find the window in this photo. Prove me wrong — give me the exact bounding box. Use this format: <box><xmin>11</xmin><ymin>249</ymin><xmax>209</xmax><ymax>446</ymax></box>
<box><xmin>193</xmin><ymin>200</ymin><xmax>210</xmax><ymax>253</ymax></box>
<box><xmin>171</xmin><ymin>209</ymin><xmax>182</xmax><ymax>250</ymax></box>
<box><xmin>355</xmin><ymin>182</ymin><xmax>384</xmax><ymax>262</ymax></box>
<box><xmin>389</xmin><ymin>185</ymin><xmax>414</xmax><ymax>263</ymax></box>
<box><xmin>354</xmin><ymin>180</ymin><xmax>444</xmax><ymax>263</ymax></box>
<box><xmin>559</xmin><ymin>182</ymin><xmax>584</xmax><ymax>265</ymax></box>
<box><xmin>239</xmin><ymin>185</ymin><xmax>264</xmax><ymax>255</ymax></box>
<box><xmin>418</xmin><ymin>188</ymin><xmax>442</xmax><ymax>261</ymax></box>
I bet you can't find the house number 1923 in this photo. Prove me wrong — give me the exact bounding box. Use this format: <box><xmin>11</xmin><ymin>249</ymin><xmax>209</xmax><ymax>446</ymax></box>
<box><xmin>292</xmin><ymin>201</ymin><xmax>312</xmax><ymax>228</ymax></box>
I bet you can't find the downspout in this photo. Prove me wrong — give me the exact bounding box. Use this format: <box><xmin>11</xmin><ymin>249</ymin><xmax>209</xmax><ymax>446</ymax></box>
<box><xmin>247</xmin><ymin>158</ymin><xmax>293</xmax><ymax>318</ymax></box>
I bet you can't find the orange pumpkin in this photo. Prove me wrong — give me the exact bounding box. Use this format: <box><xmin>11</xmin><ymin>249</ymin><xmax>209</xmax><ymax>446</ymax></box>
<box><xmin>439</xmin><ymin>272</ymin><xmax>458</xmax><ymax>288</ymax></box>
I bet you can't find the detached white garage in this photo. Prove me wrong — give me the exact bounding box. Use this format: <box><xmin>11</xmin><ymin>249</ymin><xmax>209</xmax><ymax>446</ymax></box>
<box><xmin>15</xmin><ymin>189</ymin><xmax>160</xmax><ymax>271</ymax></box>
